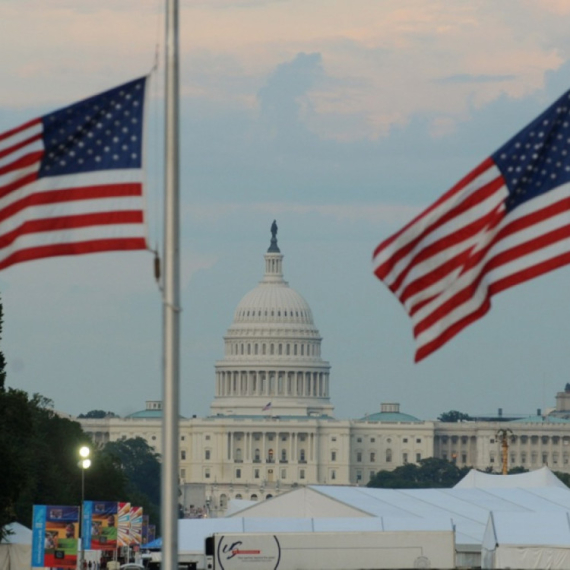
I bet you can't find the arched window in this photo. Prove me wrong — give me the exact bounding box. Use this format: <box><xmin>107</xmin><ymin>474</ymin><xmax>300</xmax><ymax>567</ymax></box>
<box><xmin>220</xmin><ymin>494</ymin><xmax>228</xmax><ymax>509</ymax></box>
<box><xmin>386</xmin><ymin>449</ymin><xmax>392</xmax><ymax>463</ymax></box>
<box><xmin>235</xmin><ymin>494</ymin><xmax>242</xmax><ymax>499</ymax></box>
<box><xmin>254</xmin><ymin>448</ymin><xmax>260</xmax><ymax>461</ymax></box>
<box><xmin>281</xmin><ymin>449</ymin><xmax>287</xmax><ymax>461</ymax></box>
<box><xmin>250</xmin><ymin>494</ymin><xmax>258</xmax><ymax>501</ymax></box>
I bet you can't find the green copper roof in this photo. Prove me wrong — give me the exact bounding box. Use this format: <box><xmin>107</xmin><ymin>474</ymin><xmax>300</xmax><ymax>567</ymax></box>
<box><xmin>360</xmin><ymin>411</ymin><xmax>422</xmax><ymax>423</ymax></box>
<box><xmin>124</xmin><ymin>410</ymin><xmax>187</xmax><ymax>419</ymax></box>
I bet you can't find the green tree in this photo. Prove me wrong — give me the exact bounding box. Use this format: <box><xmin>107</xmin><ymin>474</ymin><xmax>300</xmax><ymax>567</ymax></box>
<box><xmin>438</xmin><ymin>410</ymin><xmax>472</xmax><ymax>422</ymax></box>
<box><xmin>554</xmin><ymin>471</ymin><xmax>570</xmax><ymax>487</ymax></box>
<box><xmin>78</xmin><ymin>410</ymin><xmax>118</xmax><ymax>419</ymax></box>
<box><xmin>103</xmin><ymin>437</ymin><xmax>161</xmax><ymax>524</ymax></box>
<box><xmin>368</xmin><ymin>457</ymin><xmax>470</xmax><ymax>489</ymax></box>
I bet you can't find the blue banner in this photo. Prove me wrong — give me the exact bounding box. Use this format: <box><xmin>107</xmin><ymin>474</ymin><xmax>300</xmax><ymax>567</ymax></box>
<box><xmin>32</xmin><ymin>505</ymin><xmax>47</xmax><ymax>567</ymax></box>
<box><xmin>82</xmin><ymin>501</ymin><xmax>93</xmax><ymax>550</ymax></box>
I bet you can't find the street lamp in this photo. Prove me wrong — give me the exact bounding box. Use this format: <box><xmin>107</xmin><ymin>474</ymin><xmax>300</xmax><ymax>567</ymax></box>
<box><xmin>79</xmin><ymin>446</ymin><xmax>91</xmax><ymax>570</ymax></box>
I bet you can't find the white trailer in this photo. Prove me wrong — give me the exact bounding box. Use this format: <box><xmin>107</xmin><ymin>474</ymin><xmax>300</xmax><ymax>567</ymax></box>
<box><xmin>205</xmin><ymin>529</ymin><xmax>456</xmax><ymax>570</ymax></box>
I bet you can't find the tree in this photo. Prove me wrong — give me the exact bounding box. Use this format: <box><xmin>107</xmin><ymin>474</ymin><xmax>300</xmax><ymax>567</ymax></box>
<box><xmin>103</xmin><ymin>437</ymin><xmax>161</xmax><ymax>525</ymax></box>
<box><xmin>77</xmin><ymin>410</ymin><xmax>118</xmax><ymax>419</ymax></box>
<box><xmin>438</xmin><ymin>410</ymin><xmax>472</xmax><ymax>422</ymax></box>
<box><xmin>368</xmin><ymin>457</ymin><xmax>470</xmax><ymax>489</ymax></box>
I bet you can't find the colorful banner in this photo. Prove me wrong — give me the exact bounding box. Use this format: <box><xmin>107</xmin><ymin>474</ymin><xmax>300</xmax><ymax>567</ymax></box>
<box><xmin>141</xmin><ymin>515</ymin><xmax>149</xmax><ymax>546</ymax></box>
<box><xmin>117</xmin><ymin>502</ymin><xmax>131</xmax><ymax>547</ymax></box>
<box><xmin>83</xmin><ymin>501</ymin><xmax>119</xmax><ymax>551</ymax></box>
<box><xmin>129</xmin><ymin>507</ymin><xmax>143</xmax><ymax>545</ymax></box>
<box><xmin>32</xmin><ymin>505</ymin><xmax>79</xmax><ymax>568</ymax></box>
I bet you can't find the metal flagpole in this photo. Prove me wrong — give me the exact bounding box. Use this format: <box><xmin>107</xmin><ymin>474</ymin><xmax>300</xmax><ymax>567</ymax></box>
<box><xmin>162</xmin><ymin>1</ymin><xmax>180</xmax><ymax>570</ymax></box>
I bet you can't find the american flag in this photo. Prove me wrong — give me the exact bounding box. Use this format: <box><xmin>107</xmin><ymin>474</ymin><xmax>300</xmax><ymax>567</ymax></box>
<box><xmin>0</xmin><ymin>77</ymin><xmax>148</xmax><ymax>272</ymax></box>
<box><xmin>373</xmin><ymin>89</ymin><xmax>570</xmax><ymax>362</ymax></box>
<box><xmin>262</xmin><ymin>402</ymin><xmax>272</xmax><ymax>412</ymax></box>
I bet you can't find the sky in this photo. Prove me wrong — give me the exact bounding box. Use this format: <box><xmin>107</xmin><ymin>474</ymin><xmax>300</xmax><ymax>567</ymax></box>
<box><xmin>2</xmin><ymin>0</ymin><xmax>570</xmax><ymax>421</ymax></box>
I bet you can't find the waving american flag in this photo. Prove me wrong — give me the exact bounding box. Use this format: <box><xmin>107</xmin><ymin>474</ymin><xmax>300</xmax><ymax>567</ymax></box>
<box><xmin>0</xmin><ymin>77</ymin><xmax>148</xmax><ymax>271</ymax></box>
<box><xmin>374</xmin><ymin>89</ymin><xmax>570</xmax><ymax>362</ymax></box>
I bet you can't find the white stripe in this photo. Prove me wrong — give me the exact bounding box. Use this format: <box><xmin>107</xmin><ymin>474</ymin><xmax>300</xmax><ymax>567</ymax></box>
<box><xmin>0</xmin><ymin>163</ymin><xmax>40</xmax><ymax>191</ymax></box>
<box><xmin>372</xmin><ymin>163</ymin><xmax>500</xmax><ymax>272</ymax></box>
<box><xmin>0</xmin><ymin>224</ymin><xmax>146</xmax><ymax>264</ymax></box>
<box><xmin>0</xmin><ymin>197</ymin><xmax>145</xmax><ymax>237</ymax></box>
<box><xmin>0</xmin><ymin>121</ymin><xmax>42</xmax><ymax>154</ymax></box>
<box><xmin>0</xmin><ymin>169</ymin><xmax>142</xmax><ymax>213</ymax></box>
<box><xmin>390</xmin><ymin>185</ymin><xmax>508</xmax><ymax>295</ymax></box>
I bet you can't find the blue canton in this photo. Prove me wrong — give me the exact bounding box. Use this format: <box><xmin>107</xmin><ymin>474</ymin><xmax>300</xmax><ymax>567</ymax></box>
<box><xmin>39</xmin><ymin>77</ymin><xmax>146</xmax><ymax>178</ymax></box>
<box><xmin>493</xmin><ymin>90</ymin><xmax>570</xmax><ymax>212</ymax></box>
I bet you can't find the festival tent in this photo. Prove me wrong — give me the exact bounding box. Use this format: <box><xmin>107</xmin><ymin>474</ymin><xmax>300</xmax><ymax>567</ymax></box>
<box><xmin>481</xmin><ymin>511</ymin><xmax>570</xmax><ymax>569</ymax></box>
<box><xmin>455</xmin><ymin>466</ymin><xmax>568</xmax><ymax>489</ymax></box>
<box><xmin>225</xmin><ymin>474</ymin><xmax>570</xmax><ymax>568</ymax></box>
<box><xmin>0</xmin><ymin>523</ymin><xmax>32</xmax><ymax>570</ymax></box>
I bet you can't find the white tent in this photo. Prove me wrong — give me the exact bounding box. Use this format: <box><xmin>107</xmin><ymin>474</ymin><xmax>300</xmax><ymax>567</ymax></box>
<box><xmin>482</xmin><ymin>511</ymin><xmax>570</xmax><ymax>569</ymax></box>
<box><xmin>223</xmin><ymin>474</ymin><xmax>570</xmax><ymax>568</ymax></box>
<box><xmin>0</xmin><ymin>523</ymin><xmax>32</xmax><ymax>570</ymax></box>
<box><xmin>455</xmin><ymin>466</ymin><xmax>568</xmax><ymax>489</ymax></box>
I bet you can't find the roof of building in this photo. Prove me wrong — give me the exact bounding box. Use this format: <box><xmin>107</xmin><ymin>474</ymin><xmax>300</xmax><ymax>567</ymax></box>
<box><xmin>508</xmin><ymin>415</ymin><xmax>570</xmax><ymax>424</ymax></box>
<box><xmin>359</xmin><ymin>411</ymin><xmax>422</xmax><ymax>423</ymax></box>
<box><xmin>124</xmin><ymin>410</ymin><xmax>187</xmax><ymax>420</ymax></box>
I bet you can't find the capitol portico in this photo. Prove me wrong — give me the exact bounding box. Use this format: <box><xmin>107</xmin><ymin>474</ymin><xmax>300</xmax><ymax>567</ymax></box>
<box><xmin>79</xmin><ymin>223</ymin><xmax>570</xmax><ymax>517</ymax></box>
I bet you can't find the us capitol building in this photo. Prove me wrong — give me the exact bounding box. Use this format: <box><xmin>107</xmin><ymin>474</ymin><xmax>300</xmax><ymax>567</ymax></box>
<box><xmin>79</xmin><ymin>223</ymin><xmax>570</xmax><ymax>516</ymax></box>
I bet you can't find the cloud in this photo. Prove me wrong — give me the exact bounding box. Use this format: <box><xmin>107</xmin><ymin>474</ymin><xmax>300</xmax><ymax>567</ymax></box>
<box><xmin>435</xmin><ymin>74</ymin><xmax>517</xmax><ymax>85</ymax></box>
<box><xmin>185</xmin><ymin>201</ymin><xmax>421</xmax><ymax>226</ymax></box>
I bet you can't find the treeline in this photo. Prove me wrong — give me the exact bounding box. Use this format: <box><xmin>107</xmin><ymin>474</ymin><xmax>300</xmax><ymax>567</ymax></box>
<box><xmin>367</xmin><ymin>456</ymin><xmax>570</xmax><ymax>489</ymax></box>
<box><xmin>0</xmin><ymin>382</ymin><xmax>161</xmax><ymax>539</ymax></box>
<box><xmin>0</xmin><ymin>299</ymin><xmax>161</xmax><ymax>540</ymax></box>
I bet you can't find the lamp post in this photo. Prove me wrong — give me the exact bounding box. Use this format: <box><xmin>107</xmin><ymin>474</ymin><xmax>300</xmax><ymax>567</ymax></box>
<box><xmin>79</xmin><ymin>446</ymin><xmax>91</xmax><ymax>570</ymax></box>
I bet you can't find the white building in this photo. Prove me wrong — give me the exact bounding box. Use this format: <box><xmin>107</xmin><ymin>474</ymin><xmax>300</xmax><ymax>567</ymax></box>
<box><xmin>79</xmin><ymin>224</ymin><xmax>570</xmax><ymax>516</ymax></box>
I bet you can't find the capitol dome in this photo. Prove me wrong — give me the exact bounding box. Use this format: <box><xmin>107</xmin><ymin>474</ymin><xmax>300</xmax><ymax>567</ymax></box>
<box><xmin>210</xmin><ymin>223</ymin><xmax>333</xmax><ymax>418</ymax></box>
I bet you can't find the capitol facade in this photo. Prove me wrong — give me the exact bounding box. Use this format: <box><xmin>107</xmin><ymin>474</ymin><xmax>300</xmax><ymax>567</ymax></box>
<box><xmin>79</xmin><ymin>224</ymin><xmax>570</xmax><ymax>517</ymax></box>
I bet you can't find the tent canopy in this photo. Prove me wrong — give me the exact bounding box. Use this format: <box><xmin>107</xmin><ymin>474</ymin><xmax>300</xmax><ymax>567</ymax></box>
<box><xmin>1</xmin><ymin>523</ymin><xmax>32</xmax><ymax>545</ymax></box>
<box><xmin>454</xmin><ymin>466</ymin><xmax>568</xmax><ymax>489</ymax></box>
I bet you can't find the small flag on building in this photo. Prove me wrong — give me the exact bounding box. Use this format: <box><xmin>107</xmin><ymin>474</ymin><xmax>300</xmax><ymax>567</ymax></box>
<box><xmin>373</xmin><ymin>89</ymin><xmax>570</xmax><ymax>362</ymax></box>
<box><xmin>0</xmin><ymin>76</ymin><xmax>148</xmax><ymax>271</ymax></box>
<box><xmin>262</xmin><ymin>402</ymin><xmax>272</xmax><ymax>412</ymax></box>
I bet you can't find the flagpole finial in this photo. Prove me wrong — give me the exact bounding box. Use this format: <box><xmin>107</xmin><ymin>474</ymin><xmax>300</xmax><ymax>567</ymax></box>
<box><xmin>268</xmin><ymin>220</ymin><xmax>280</xmax><ymax>253</ymax></box>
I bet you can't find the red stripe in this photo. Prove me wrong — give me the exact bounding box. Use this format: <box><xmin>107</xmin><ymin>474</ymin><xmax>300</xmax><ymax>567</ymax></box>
<box><xmin>0</xmin><ymin>184</ymin><xmax>143</xmax><ymax>224</ymax></box>
<box><xmin>374</xmin><ymin>173</ymin><xmax>504</xmax><ymax>281</ymax></box>
<box><xmin>373</xmin><ymin>157</ymin><xmax>495</xmax><ymax>259</ymax></box>
<box><xmin>0</xmin><ymin>133</ymin><xmax>42</xmax><ymax>161</ymax></box>
<box><xmin>0</xmin><ymin>211</ymin><xmax>144</xmax><ymax>250</ymax></box>
<box><xmin>0</xmin><ymin>238</ymin><xmax>147</xmax><ymax>271</ymax></box>
<box><xmin>0</xmin><ymin>151</ymin><xmax>42</xmax><ymax>177</ymax></box>
<box><xmin>0</xmin><ymin>118</ymin><xmax>41</xmax><ymax>143</ymax></box>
